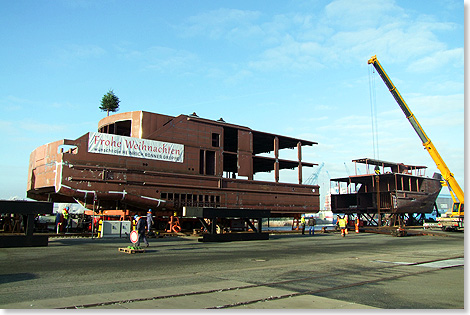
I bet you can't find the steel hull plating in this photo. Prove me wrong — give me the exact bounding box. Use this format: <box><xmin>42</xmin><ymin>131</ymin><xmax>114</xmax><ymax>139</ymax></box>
<box><xmin>27</xmin><ymin>111</ymin><xmax>319</xmax><ymax>217</ymax></box>
<box><xmin>330</xmin><ymin>159</ymin><xmax>442</xmax><ymax>215</ymax></box>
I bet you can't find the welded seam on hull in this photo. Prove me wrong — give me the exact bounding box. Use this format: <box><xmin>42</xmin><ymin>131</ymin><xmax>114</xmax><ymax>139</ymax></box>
<box><xmin>139</xmin><ymin>111</ymin><xmax>143</xmax><ymax>139</ymax></box>
<box><xmin>140</xmin><ymin>196</ymin><xmax>162</xmax><ymax>207</ymax></box>
<box><xmin>108</xmin><ymin>190</ymin><xmax>127</xmax><ymax>200</ymax></box>
<box><xmin>55</xmin><ymin>161</ymin><xmax>63</xmax><ymax>194</ymax></box>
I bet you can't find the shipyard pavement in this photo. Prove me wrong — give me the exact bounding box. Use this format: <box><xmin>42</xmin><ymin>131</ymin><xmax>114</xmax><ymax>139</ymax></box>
<box><xmin>0</xmin><ymin>229</ymin><xmax>464</xmax><ymax>309</ymax></box>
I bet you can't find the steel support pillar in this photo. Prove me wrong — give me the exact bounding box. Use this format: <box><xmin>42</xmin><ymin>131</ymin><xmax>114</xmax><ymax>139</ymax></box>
<box><xmin>297</xmin><ymin>141</ymin><xmax>302</xmax><ymax>184</ymax></box>
<box><xmin>274</xmin><ymin>136</ymin><xmax>279</xmax><ymax>183</ymax></box>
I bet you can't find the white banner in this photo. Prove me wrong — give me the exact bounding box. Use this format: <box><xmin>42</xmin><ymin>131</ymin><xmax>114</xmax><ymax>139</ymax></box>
<box><xmin>88</xmin><ymin>132</ymin><xmax>184</xmax><ymax>163</ymax></box>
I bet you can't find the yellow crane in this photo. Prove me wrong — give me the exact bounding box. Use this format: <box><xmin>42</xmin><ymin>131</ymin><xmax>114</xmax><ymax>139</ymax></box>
<box><xmin>368</xmin><ymin>55</ymin><xmax>464</xmax><ymax>230</ymax></box>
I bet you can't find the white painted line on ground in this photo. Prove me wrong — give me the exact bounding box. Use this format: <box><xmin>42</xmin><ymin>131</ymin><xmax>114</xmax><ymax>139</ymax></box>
<box><xmin>372</xmin><ymin>258</ymin><xmax>464</xmax><ymax>269</ymax></box>
<box><xmin>415</xmin><ymin>258</ymin><xmax>464</xmax><ymax>269</ymax></box>
<box><xmin>372</xmin><ymin>260</ymin><xmax>414</xmax><ymax>265</ymax></box>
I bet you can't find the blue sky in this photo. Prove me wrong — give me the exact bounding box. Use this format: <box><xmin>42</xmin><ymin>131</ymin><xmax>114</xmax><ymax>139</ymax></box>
<box><xmin>0</xmin><ymin>0</ymin><xmax>465</xmax><ymax>208</ymax></box>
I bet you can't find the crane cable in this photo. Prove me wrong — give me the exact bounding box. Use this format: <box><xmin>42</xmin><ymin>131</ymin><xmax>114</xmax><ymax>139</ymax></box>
<box><xmin>368</xmin><ymin>66</ymin><xmax>379</xmax><ymax>160</ymax></box>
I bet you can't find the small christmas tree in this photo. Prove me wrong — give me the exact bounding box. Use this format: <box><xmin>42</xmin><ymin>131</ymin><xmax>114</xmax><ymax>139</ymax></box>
<box><xmin>100</xmin><ymin>89</ymin><xmax>120</xmax><ymax>116</ymax></box>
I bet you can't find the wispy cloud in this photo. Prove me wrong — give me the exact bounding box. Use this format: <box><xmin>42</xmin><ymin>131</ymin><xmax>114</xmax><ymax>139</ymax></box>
<box><xmin>177</xmin><ymin>0</ymin><xmax>460</xmax><ymax>74</ymax></box>
<box><xmin>18</xmin><ymin>120</ymin><xmax>67</xmax><ymax>134</ymax></box>
<box><xmin>0</xmin><ymin>118</ymin><xmax>67</xmax><ymax>136</ymax></box>
<box><xmin>180</xmin><ymin>8</ymin><xmax>262</xmax><ymax>40</ymax></box>
<box><xmin>46</xmin><ymin>44</ymin><xmax>106</xmax><ymax>67</ymax></box>
<box><xmin>118</xmin><ymin>45</ymin><xmax>198</xmax><ymax>74</ymax></box>
<box><xmin>57</xmin><ymin>0</ymin><xmax>115</xmax><ymax>9</ymax></box>
<box><xmin>313</xmin><ymin>104</ymin><xmax>335</xmax><ymax>111</ymax></box>
<box><xmin>408</xmin><ymin>48</ymin><xmax>464</xmax><ymax>73</ymax></box>
<box><xmin>0</xmin><ymin>95</ymin><xmax>34</xmax><ymax>111</ymax></box>
<box><xmin>144</xmin><ymin>47</ymin><xmax>198</xmax><ymax>73</ymax></box>
<box><xmin>248</xmin><ymin>35</ymin><xmax>326</xmax><ymax>72</ymax></box>
<box><xmin>0</xmin><ymin>95</ymin><xmax>84</xmax><ymax>114</ymax></box>
<box><xmin>324</xmin><ymin>0</ymin><xmax>403</xmax><ymax>30</ymax></box>
<box><xmin>0</xmin><ymin>120</ymin><xmax>14</xmax><ymax>135</ymax></box>
<box><xmin>303</xmin><ymin>115</ymin><xmax>329</xmax><ymax>122</ymax></box>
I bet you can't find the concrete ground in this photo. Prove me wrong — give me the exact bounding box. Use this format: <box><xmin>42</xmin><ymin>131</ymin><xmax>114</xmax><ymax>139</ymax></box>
<box><xmin>0</xmin><ymin>229</ymin><xmax>464</xmax><ymax>309</ymax></box>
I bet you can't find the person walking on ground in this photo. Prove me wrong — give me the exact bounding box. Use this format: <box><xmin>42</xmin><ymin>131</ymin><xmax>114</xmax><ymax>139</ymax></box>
<box><xmin>62</xmin><ymin>207</ymin><xmax>70</xmax><ymax>232</ymax></box>
<box><xmin>147</xmin><ymin>209</ymin><xmax>154</xmax><ymax>236</ymax></box>
<box><xmin>308</xmin><ymin>217</ymin><xmax>316</xmax><ymax>235</ymax></box>
<box><xmin>55</xmin><ymin>210</ymin><xmax>63</xmax><ymax>234</ymax></box>
<box><xmin>338</xmin><ymin>216</ymin><xmax>348</xmax><ymax>237</ymax></box>
<box><xmin>300</xmin><ymin>215</ymin><xmax>306</xmax><ymax>235</ymax></box>
<box><xmin>135</xmin><ymin>215</ymin><xmax>149</xmax><ymax>247</ymax></box>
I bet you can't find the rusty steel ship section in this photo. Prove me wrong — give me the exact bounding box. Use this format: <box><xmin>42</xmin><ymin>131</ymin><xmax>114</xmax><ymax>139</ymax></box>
<box><xmin>27</xmin><ymin>111</ymin><xmax>320</xmax><ymax>217</ymax></box>
<box><xmin>330</xmin><ymin>158</ymin><xmax>442</xmax><ymax>216</ymax></box>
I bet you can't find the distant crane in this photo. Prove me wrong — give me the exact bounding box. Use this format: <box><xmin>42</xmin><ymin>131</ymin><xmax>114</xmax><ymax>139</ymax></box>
<box><xmin>303</xmin><ymin>162</ymin><xmax>324</xmax><ymax>185</ymax></box>
<box><xmin>344</xmin><ymin>162</ymin><xmax>350</xmax><ymax>176</ymax></box>
<box><xmin>345</xmin><ymin>162</ymin><xmax>361</xmax><ymax>192</ymax></box>
<box><xmin>323</xmin><ymin>169</ymin><xmax>334</xmax><ymax>210</ymax></box>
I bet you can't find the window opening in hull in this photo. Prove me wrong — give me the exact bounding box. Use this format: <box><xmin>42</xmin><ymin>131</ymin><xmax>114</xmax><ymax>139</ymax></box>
<box><xmin>99</xmin><ymin>120</ymin><xmax>131</xmax><ymax>136</ymax></box>
<box><xmin>58</xmin><ymin>145</ymin><xmax>78</xmax><ymax>154</ymax></box>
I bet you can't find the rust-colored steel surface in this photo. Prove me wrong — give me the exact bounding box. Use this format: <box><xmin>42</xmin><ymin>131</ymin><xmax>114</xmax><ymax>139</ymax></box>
<box><xmin>330</xmin><ymin>158</ymin><xmax>442</xmax><ymax>215</ymax></box>
<box><xmin>27</xmin><ymin>111</ymin><xmax>320</xmax><ymax>217</ymax></box>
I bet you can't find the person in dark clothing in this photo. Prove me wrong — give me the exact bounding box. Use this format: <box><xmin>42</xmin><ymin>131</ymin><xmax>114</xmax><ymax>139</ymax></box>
<box><xmin>308</xmin><ymin>217</ymin><xmax>316</xmax><ymax>235</ymax></box>
<box><xmin>146</xmin><ymin>209</ymin><xmax>154</xmax><ymax>236</ymax></box>
<box><xmin>55</xmin><ymin>211</ymin><xmax>63</xmax><ymax>233</ymax></box>
<box><xmin>135</xmin><ymin>215</ymin><xmax>149</xmax><ymax>247</ymax></box>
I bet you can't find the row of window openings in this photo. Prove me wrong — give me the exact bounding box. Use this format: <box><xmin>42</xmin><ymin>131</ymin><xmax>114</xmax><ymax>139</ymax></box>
<box><xmin>98</xmin><ymin>122</ymin><xmax>221</xmax><ymax>148</ymax></box>
<box><xmin>161</xmin><ymin>192</ymin><xmax>221</xmax><ymax>206</ymax></box>
<box><xmin>341</xmin><ymin>178</ymin><xmax>422</xmax><ymax>194</ymax></box>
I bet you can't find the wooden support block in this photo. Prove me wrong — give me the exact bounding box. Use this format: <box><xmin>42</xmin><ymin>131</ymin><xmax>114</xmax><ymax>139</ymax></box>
<box><xmin>118</xmin><ymin>247</ymin><xmax>146</xmax><ymax>254</ymax></box>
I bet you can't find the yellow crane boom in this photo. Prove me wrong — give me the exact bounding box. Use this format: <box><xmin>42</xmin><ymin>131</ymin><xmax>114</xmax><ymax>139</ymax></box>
<box><xmin>368</xmin><ymin>55</ymin><xmax>464</xmax><ymax>217</ymax></box>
